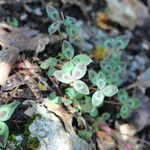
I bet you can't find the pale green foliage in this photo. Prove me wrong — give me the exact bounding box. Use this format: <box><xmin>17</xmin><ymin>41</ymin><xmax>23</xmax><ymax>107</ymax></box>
<box><xmin>42</xmin><ymin>4</ymin><xmax>140</xmax><ymax>124</ymax></box>
<box><xmin>72</xmin><ymin>80</ymin><xmax>89</xmax><ymax>95</ymax></box>
<box><xmin>62</xmin><ymin>40</ymin><xmax>74</xmax><ymax>60</ymax></box>
<box><xmin>46</xmin><ymin>4</ymin><xmax>79</xmax><ymax>39</ymax></box>
<box><xmin>46</xmin><ymin>4</ymin><xmax>60</xmax><ymax>21</ymax></box>
<box><xmin>48</xmin><ymin>21</ymin><xmax>61</xmax><ymax>35</ymax></box>
<box><xmin>117</xmin><ymin>89</ymin><xmax>140</xmax><ymax>119</ymax></box>
<box><xmin>0</xmin><ymin>101</ymin><xmax>20</xmax><ymax>148</ymax></box>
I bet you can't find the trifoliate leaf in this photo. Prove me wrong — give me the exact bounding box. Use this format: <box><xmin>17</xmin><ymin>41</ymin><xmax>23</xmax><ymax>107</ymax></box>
<box><xmin>88</xmin><ymin>69</ymin><xmax>97</xmax><ymax>85</ymax></box>
<box><xmin>96</xmin><ymin>78</ymin><xmax>106</xmax><ymax>89</ymax></box>
<box><xmin>0</xmin><ymin>101</ymin><xmax>20</xmax><ymax>122</ymax></box>
<box><xmin>72</xmin><ymin>63</ymin><xmax>87</xmax><ymax>80</ymax></box>
<box><xmin>46</xmin><ymin>4</ymin><xmax>60</xmax><ymax>21</ymax></box>
<box><xmin>62</xmin><ymin>40</ymin><xmax>74</xmax><ymax>60</ymax></box>
<box><xmin>117</xmin><ymin>89</ymin><xmax>128</xmax><ymax>104</ymax></box>
<box><xmin>53</xmin><ymin>70</ymin><xmax>73</xmax><ymax>84</ymax></box>
<box><xmin>0</xmin><ymin>121</ymin><xmax>9</xmax><ymax>148</ymax></box>
<box><xmin>103</xmin><ymin>85</ymin><xmax>118</xmax><ymax>97</ymax></box>
<box><xmin>48</xmin><ymin>21</ymin><xmax>60</xmax><ymax>35</ymax></box>
<box><xmin>90</xmin><ymin>108</ymin><xmax>98</xmax><ymax>117</ymax></box>
<box><xmin>62</xmin><ymin>61</ymin><xmax>74</xmax><ymax>73</ymax></box>
<box><xmin>72</xmin><ymin>54</ymin><xmax>92</xmax><ymax>65</ymax></box>
<box><xmin>120</xmin><ymin>105</ymin><xmax>129</xmax><ymax>119</ymax></box>
<box><xmin>40</xmin><ymin>57</ymin><xmax>57</xmax><ymax>69</ymax></box>
<box><xmin>127</xmin><ymin>98</ymin><xmax>140</xmax><ymax>109</ymax></box>
<box><xmin>78</xmin><ymin>130</ymin><xmax>93</xmax><ymax>141</ymax></box>
<box><xmin>72</xmin><ymin>80</ymin><xmax>89</xmax><ymax>95</ymax></box>
<box><xmin>92</xmin><ymin>90</ymin><xmax>104</xmax><ymax>107</ymax></box>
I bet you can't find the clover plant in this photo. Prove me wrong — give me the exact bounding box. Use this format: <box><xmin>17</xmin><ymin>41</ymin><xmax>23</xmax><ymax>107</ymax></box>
<box><xmin>46</xmin><ymin>4</ymin><xmax>79</xmax><ymax>39</ymax></box>
<box><xmin>0</xmin><ymin>101</ymin><xmax>20</xmax><ymax>148</ymax></box>
<box><xmin>41</xmin><ymin>4</ymin><xmax>140</xmax><ymax>121</ymax></box>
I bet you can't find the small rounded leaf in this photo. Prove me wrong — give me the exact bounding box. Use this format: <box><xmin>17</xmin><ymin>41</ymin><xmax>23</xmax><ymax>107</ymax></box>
<box><xmin>127</xmin><ymin>98</ymin><xmax>140</xmax><ymax>109</ymax></box>
<box><xmin>0</xmin><ymin>101</ymin><xmax>20</xmax><ymax>122</ymax></box>
<box><xmin>53</xmin><ymin>70</ymin><xmax>73</xmax><ymax>84</ymax></box>
<box><xmin>101</xmin><ymin>112</ymin><xmax>111</xmax><ymax>122</ymax></box>
<box><xmin>120</xmin><ymin>105</ymin><xmax>129</xmax><ymax>119</ymax></box>
<box><xmin>0</xmin><ymin>121</ymin><xmax>9</xmax><ymax>148</ymax></box>
<box><xmin>72</xmin><ymin>63</ymin><xmax>87</xmax><ymax>80</ymax></box>
<box><xmin>62</xmin><ymin>61</ymin><xmax>74</xmax><ymax>73</ymax></box>
<box><xmin>117</xmin><ymin>89</ymin><xmax>128</xmax><ymax>104</ymax></box>
<box><xmin>66</xmin><ymin>24</ymin><xmax>79</xmax><ymax>38</ymax></box>
<box><xmin>62</xmin><ymin>40</ymin><xmax>74</xmax><ymax>60</ymax></box>
<box><xmin>72</xmin><ymin>54</ymin><xmax>92</xmax><ymax>65</ymax></box>
<box><xmin>48</xmin><ymin>21</ymin><xmax>60</xmax><ymax>35</ymax></box>
<box><xmin>90</xmin><ymin>108</ymin><xmax>98</xmax><ymax>117</ymax></box>
<box><xmin>40</xmin><ymin>57</ymin><xmax>57</xmax><ymax>69</ymax></box>
<box><xmin>72</xmin><ymin>80</ymin><xmax>89</xmax><ymax>95</ymax></box>
<box><xmin>92</xmin><ymin>90</ymin><xmax>104</xmax><ymax>107</ymax></box>
<box><xmin>103</xmin><ymin>85</ymin><xmax>118</xmax><ymax>97</ymax></box>
<box><xmin>88</xmin><ymin>69</ymin><xmax>97</xmax><ymax>85</ymax></box>
<box><xmin>46</xmin><ymin>4</ymin><xmax>60</xmax><ymax>21</ymax></box>
<box><xmin>96</xmin><ymin>78</ymin><xmax>106</xmax><ymax>89</ymax></box>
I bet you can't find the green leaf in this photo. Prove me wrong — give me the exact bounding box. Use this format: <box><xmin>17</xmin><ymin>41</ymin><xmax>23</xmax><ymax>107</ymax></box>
<box><xmin>48</xmin><ymin>67</ymin><xmax>57</xmax><ymax>76</ymax></box>
<box><xmin>101</xmin><ymin>112</ymin><xmax>110</xmax><ymax>122</ymax></box>
<box><xmin>0</xmin><ymin>121</ymin><xmax>9</xmax><ymax>148</ymax></box>
<box><xmin>49</xmin><ymin>92</ymin><xmax>56</xmax><ymax>99</ymax></box>
<box><xmin>53</xmin><ymin>70</ymin><xmax>73</xmax><ymax>84</ymax></box>
<box><xmin>64</xmin><ymin>16</ymin><xmax>77</xmax><ymax>26</ymax></box>
<box><xmin>115</xmin><ymin>35</ymin><xmax>130</xmax><ymax>50</ymax></box>
<box><xmin>7</xmin><ymin>17</ymin><xmax>19</xmax><ymax>27</ymax></box>
<box><xmin>62</xmin><ymin>61</ymin><xmax>74</xmax><ymax>73</ymax></box>
<box><xmin>65</xmin><ymin>87</ymin><xmax>77</xmax><ymax>99</ymax></box>
<box><xmin>88</xmin><ymin>69</ymin><xmax>97</xmax><ymax>85</ymax></box>
<box><xmin>106</xmin><ymin>73</ymin><xmax>120</xmax><ymax>86</ymax></box>
<box><xmin>102</xmin><ymin>64</ymin><xmax>112</xmax><ymax>74</ymax></box>
<box><xmin>127</xmin><ymin>98</ymin><xmax>140</xmax><ymax>109</ymax></box>
<box><xmin>0</xmin><ymin>101</ymin><xmax>20</xmax><ymax>122</ymax></box>
<box><xmin>90</xmin><ymin>108</ymin><xmax>98</xmax><ymax>117</ymax></box>
<box><xmin>96</xmin><ymin>78</ymin><xmax>106</xmax><ymax>89</ymax></box>
<box><xmin>46</xmin><ymin>4</ymin><xmax>60</xmax><ymax>21</ymax></box>
<box><xmin>48</xmin><ymin>21</ymin><xmax>60</xmax><ymax>35</ymax></box>
<box><xmin>66</xmin><ymin>24</ymin><xmax>79</xmax><ymax>38</ymax></box>
<box><xmin>78</xmin><ymin>130</ymin><xmax>93</xmax><ymax>141</ymax></box>
<box><xmin>102</xmin><ymin>35</ymin><xmax>129</xmax><ymax>51</ymax></box>
<box><xmin>49</xmin><ymin>96</ymin><xmax>62</xmax><ymax>104</ymax></box>
<box><xmin>103</xmin><ymin>85</ymin><xmax>118</xmax><ymax>97</ymax></box>
<box><xmin>72</xmin><ymin>80</ymin><xmax>89</xmax><ymax>95</ymax></box>
<box><xmin>120</xmin><ymin>105</ymin><xmax>129</xmax><ymax>119</ymax></box>
<box><xmin>72</xmin><ymin>63</ymin><xmax>87</xmax><ymax>80</ymax></box>
<box><xmin>62</xmin><ymin>40</ymin><xmax>74</xmax><ymax>60</ymax></box>
<box><xmin>96</xmin><ymin>71</ymin><xmax>106</xmax><ymax>80</ymax></box>
<box><xmin>113</xmin><ymin>65</ymin><xmax>122</xmax><ymax>75</ymax></box>
<box><xmin>117</xmin><ymin>89</ymin><xmax>128</xmax><ymax>104</ymax></box>
<box><xmin>72</xmin><ymin>54</ymin><xmax>92</xmax><ymax>65</ymax></box>
<box><xmin>92</xmin><ymin>90</ymin><xmax>104</xmax><ymax>107</ymax></box>
<box><xmin>40</xmin><ymin>57</ymin><xmax>57</xmax><ymax>69</ymax></box>
<box><xmin>65</xmin><ymin>99</ymin><xmax>73</xmax><ymax>105</ymax></box>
